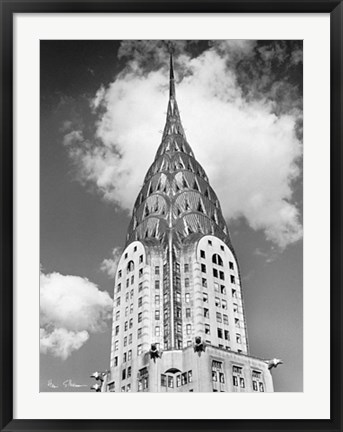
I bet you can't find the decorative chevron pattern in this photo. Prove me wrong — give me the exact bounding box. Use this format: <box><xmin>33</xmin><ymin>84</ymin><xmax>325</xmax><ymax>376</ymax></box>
<box><xmin>126</xmin><ymin>53</ymin><xmax>233</xmax><ymax>252</ymax></box>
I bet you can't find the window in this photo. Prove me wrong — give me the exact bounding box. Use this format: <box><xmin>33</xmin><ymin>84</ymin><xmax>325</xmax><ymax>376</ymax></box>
<box><xmin>181</xmin><ymin>372</ymin><xmax>188</xmax><ymax>385</ymax></box>
<box><xmin>155</xmin><ymin>310</ymin><xmax>160</xmax><ymax>320</ymax></box>
<box><xmin>125</xmin><ymin>306</ymin><xmax>129</xmax><ymax>317</ymax></box>
<box><xmin>126</xmin><ymin>279</ymin><xmax>129</xmax><ymax>288</ymax></box>
<box><xmin>161</xmin><ymin>374</ymin><xmax>167</xmax><ymax>386</ymax></box>
<box><xmin>115</xmin><ymin>311</ymin><xmax>120</xmax><ymax>321</ymax></box>
<box><xmin>138</xmin><ymin>282</ymin><xmax>143</xmax><ymax>292</ymax></box>
<box><xmin>117</xmin><ymin>283</ymin><xmax>121</xmax><ymax>293</ymax></box>
<box><xmin>123</xmin><ymin>336</ymin><xmax>127</xmax><ymax>347</ymax></box>
<box><xmin>204</xmin><ymin>308</ymin><xmax>209</xmax><ymax>318</ymax></box>
<box><xmin>224</xmin><ymin>330</ymin><xmax>230</xmax><ymax>341</ymax></box>
<box><xmin>216</xmin><ymin>312</ymin><xmax>222</xmax><ymax>323</ymax></box>
<box><xmin>220</xmin><ymin>285</ymin><xmax>226</xmax><ymax>294</ymax></box>
<box><xmin>233</xmin><ymin>376</ymin><xmax>238</xmax><ymax>386</ymax></box>
<box><xmin>223</xmin><ymin>314</ymin><xmax>229</xmax><ymax>325</ymax></box>
<box><xmin>124</xmin><ymin>253</ymin><xmax>128</xmax><ymax>259</ymax></box>
<box><xmin>138</xmin><ymin>297</ymin><xmax>142</xmax><ymax>307</ymax></box>
<box><xmin>123</xmin><ymin>353</ymin><xmax>127</xmax><ymax>363</ymax></box>
<box><xmin>124</xmin><ymin>321</ymin><xmax>128</xmax><ymax>331</ymax></box>
<box><xmin>232</xmin><ymin>288</ymin><xmax>237</xmax><ymax>298</ymax></box>
<box><xmin>202</xmin><ymin>278</ymin><xmax>207</xmax><ymax>288</ymax></box>
<box><xmin>114</xmin><ymin>340</ymin><xmax>119</xmax><ymax>351</ymax></box>
<box><xmin>214</xmin><ymin>282</ymin><xmax>220</xmax><ymax>292</ymax></box>
<box><xmin>185</xmin><ymin>278</ymin><xmax>189</xmax><ymax>288</ymax></box>
<box><xmin>236</xmin><ymin>334</ymin><xmax>241</xmax><ymax>344</ymax></box>
<box><xmin>116</xmin><ymin>298</ymin><xmax>120</xmax><ymax>307</ymax></box>
<box><xmin>186</xmin><ymin>324</ymin><xmax>192</xmax><ymax>335</ymax></box>
<box><xmin>217</xmin><ymin>328</ymin><xmax>223</xmax><ymax>338</ymax></box>
<box><xmin>129</xmin><ymin>318</ymin><xmax>133</xmax><ymax>328</ymax></box>
<box><xmin>240</xmin><ymin>378</ymin><xmax>245</xmax><ymax>388</ymax></box>
<box><xmin>138</xmin><ymin>328</ymin><xmax>142</xmax><ymax>338</ymax></box>
<box><xmin>259</xmin><ymin>382</ymin><xmax>264</xmax><ymax>392</ymax></box>
<box><xmin>208</xmin><ymin>240</ymin><xmax>212</xmax><ymax>246</ymax></box>
<box><xmin>155</xmin><ymin>266</ymin><xmax>160</xmax><ymax>275</ymax></box>
<box><xmin>176</xmin><ymin>375</ymin><xmax>181</xmax><ymax>387</ymax></box>
<box><xmin>139</xmin><ymin>268</ymin><xmax>143</xmax><ymax>278</ymax></box>
<box><xmin>176</xmin><ymin>323</ymin><xmax>182</xmax><ymax>333</ymax></box>
<box><xmin>118</xmin><ymin>270</ymin><xmax>122</xmax><ymax>278</ymax></box>
<box><xmin>219</xmin><ymin>271</ymin><xmax>225</xmax><ymax>280</ymax></box>
<box><xmin>222</xmin><ymin>300</ymin><xmax>227</xmax><ymax>310</ymax></box>
<box><xmin>134</xmin><ymin>246</ymin><xmax>137</xmax><ymax>252</ymax></box>
<box><xmin>188</xmin><ymin>371</ymin><xmax>193</xmax><ymax>383</ymax></box>
<box><xmin>229</xmin><ymin>261</ymin><xmax>234</xmax><ymax>270</ymax></box>
<box><xmin>213</xmin><ymin>268</ymin><xmax>218</xmax><ymax>278</ymax></box>
<box><xmin>122</xmin><ymin>369</ymin><xmax>126</xmax><ymax>380</ymax></box>
<box><xmin>235</xmin><ymin>318</ymin><xmax>240</xmax><ymax>327</ymax></box>
<box><xmin>230</xmin><ymin>275</ymin><xmax>235</xmax><ymax>284</ymax></box>
<box><xmin>128</xmin><ymin>350</ymin><xmax>132</xmax><ymax>361</ymax></box>
<box><xmin>233</xmin><ymin>303</ymin><xmax>238</xmax><ymax>313</ymax></box>
<box><xmin>155</xmin><ymin>295</ymin><xmax>160</xmax><ymax>306</ymax></box>
<box><xmin>130</xmin><ymin>303</ymin><xmax>133</xmax><ymax>314</ymax></box>
<box><xmin>168</xmin><ymin>376</ymin><xmax>174</xmax><ymax>388</ymax></box>
<box><xmin>137</xmin><ymin>344</ymin><xmax>142</xmax><ymax>355</ymax></box>
<box><xmin>252</xmin><ymin>370</ymin><xmax>261</xmax><ymax>379</ymax></box>
<box><xmin>185</xmin><ymin>293</ymin><xmax>190</xmax><ymax>303</ymax></box>
<box><xmin>212</xmin><ymin>254</ymin><xmax>223</xmax><ymax>266</ymax></box>
<box><xmin>155</xmin><ymin>280</ymin><xmax>160</xmax><ymax>290</ymax></box>
<box><xmin>186</xmin><ymin>308</ymin><xmax>191</xmax><ymax>318</ymax></box>
<box><xmin>201</xmin><ymin>264</ymin><xmax>206</xmax><ymax>273</ymax></box>
<box><xmin>176</xmin><ymin>292</ymin><xmax>181</xmax><ymax>302</ymax></box>
<box><xmin>205</xmin><ymin>324</ymin><xmax>210</xmax><ymax>335</ymax></box>
<box><xmin>129</xmin><ymin>333</ymin><xmax>132</xmax><ymax>344</ymax></box>
<box><xmin>212</xmin><ymin>360</ymin><xmax>224</xmax><ymax>385</ymax></box>
<box><xmin>203</xmin><ymin>292</ymin><xmax>208</xmax><ymax>303</ymax></box>
<box><xmin>200</xmin><ymin>250</ymin><xmax>206</xmax><ymax>259</ymax></box>
<box><xmin>184</xmin><ymin>263</ymin><xmax>189</xmax><ymax>273</ymax></box>
<box><xmin>131</xmin><ymin>275</ymin><xmax>134</xmax><ymax>284</ymax></box>
<box><xmin>253</xmin><ymin>381</ymin><xmax>258</xmax><ymax>391</ymax></box>
<box><xmin>176</xmin><ymin>307</ymin><xmax>181</xmax><ymax>318</ymax></box>
<box><xmin>138</xmin><ymin>312</ymin><xmax>142</xmax><ymax>323</ymax></box>
<box><xmin>125</xmin><ymin>292</ymin><xmax>129</xmax><ymax>302</ymax></box>
<box><xmin>155</xmin><ymin>326</ymin><xmax>160</xmax><ymax>337</ymax></box>
<box><xmin>215</xmin><ymin>297</ymin><xmax>220</xmax><ymax>307</ymax></box>
<box><xmin>139</xmin><ymin>254</ymin><xmax>143</xmax><ymax>263</ymax></box>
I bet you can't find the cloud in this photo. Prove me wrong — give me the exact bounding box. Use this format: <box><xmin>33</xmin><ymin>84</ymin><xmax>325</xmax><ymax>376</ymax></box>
<box><xmin>101</xmin><ymin>246</ymin><xmax>122</xmax><ymax>278</ymax></box>
<box><xmin>64</xmin><ymin>40</ymin><xmax>303</xmax><ymax>249</ymax></box>
<box><xmin>40</xmin><ymin>271</ymin><xmax>112</xmax><ymax>360</ymax></box>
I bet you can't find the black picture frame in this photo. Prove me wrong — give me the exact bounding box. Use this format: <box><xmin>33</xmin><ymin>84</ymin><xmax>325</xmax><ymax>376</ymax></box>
<box><xmin>1</xmin><ymin>1</ymin><xmax>342</xmax><ymax>431</ymax></box>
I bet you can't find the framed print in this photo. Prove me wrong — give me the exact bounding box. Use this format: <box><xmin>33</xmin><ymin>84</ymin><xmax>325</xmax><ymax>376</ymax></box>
<box><xmin>1</xmin><ymin>1</ymin><xmax>342</xmax><ymax>432</ymax></box>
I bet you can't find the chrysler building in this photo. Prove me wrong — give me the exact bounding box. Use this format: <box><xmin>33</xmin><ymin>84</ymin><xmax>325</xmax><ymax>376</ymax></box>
<box><xmin>102</xmin><ymin>53</ymin><xmax>276</xmax><ymax>393</ymax></box>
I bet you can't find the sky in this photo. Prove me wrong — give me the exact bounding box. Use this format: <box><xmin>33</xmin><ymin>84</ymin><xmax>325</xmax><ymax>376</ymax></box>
<box><xmin>40</xmin><ymin>40</ymin><xmax>303</xmax><ymax>392</ymax></box>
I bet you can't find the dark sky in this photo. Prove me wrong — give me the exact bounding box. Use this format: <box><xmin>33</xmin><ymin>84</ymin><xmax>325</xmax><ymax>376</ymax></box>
<box><xmin>40</xmin><ymin>40</ymin><xmax>303</xmax><ymax>392</ymax></box>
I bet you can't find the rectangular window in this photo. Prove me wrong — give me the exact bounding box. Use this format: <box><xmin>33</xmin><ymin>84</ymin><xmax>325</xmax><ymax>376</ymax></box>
<box><xmin>129</xmin><ymin>333</ymin><xmax>132</xmax><ymax>344</ymax></box>
<box><xmin>139</xmin><ymin>268</ymin><xmax>143</xmax><ymax>278</ymax></box>
<box><xmin>181</xmin><ymin>372</ymin><xmax>188</xmax><ymax>385</ymax></box>
<box><xmin>200</xmin><ymin>250</ymin><xmax>206</xmax><ymax>259</ymax></box>
<box><xmin>223</xmin><ymin>314</ymin><xmax>228</xmax><ymax>325</ymax></box>
<box><xmin>220</xmin><ymin>285</ymin><xmax>226</xmax><ymax>295</ymax></box>
<box><xmin>188</xmin><ymin>371</ymin><xmax>193</xmax><ymax>383</ymax></box>
<box><xmin>123</xmin><ymin>353</ymin><xmax>127</xmax><ymax>363</ymax></box>
<box><xmin>186</xmin><ymin>324</ymin><xmax>192</xmax><ymax>335</ymax></box>
<box><xmin>127</xmin><ymin>366</ymin><xmax>132</xmax><ymax>378</ymax></box>
<box><xmin>168</xmin><ymin>376</ymin><xmax>174</xmax><ymax>388</ymax></box>
<box><xmin>214</xmin><ymin>282</ymin><xmax>220</xmax><ymax>292</ymax></box>
<box><xmin>259</xmin><ymin>382</ymin><xmax>264</xmax><ymax>392</ymax></box>
<box><xmin>114</xmin><ymin>356</ymin><xmax>118</xmax><ymax>367</ymax></box>
<box><xmin>176</xmin><ymin>307</ymin><xmax>181</xmax><ymax>318</ymax></box>
<box><xmin>155</xmin><ymin>326</ymin><xmax>160</xmax><ymax>337</ymax></box>
<box><xmin>123</xmin><ymin>336</ymin><xmax>127</xmax><ymax>347</ymax></box>
<box><xmin>216</xmin><ymin>312</ymin><xmax>222</xmax><ymax>323</ymax></box>
<box><xmin>118</xmin><ymin>270</ymin><xmax>122</xmax><ymax>278</ymax></box>
<box><xmin>235</xmin><ymin>318</ymin><xmax>240</xmax><ymax>327</ymax></box>
<box><xmin>122</xmin><ymin>369</ymin><xmax>126</xmax><ymax>380</ymax></box>
<box><xmin>131</xmin><ymin>275</ymin><xmax>134</xmax><ymax>284</ymax></box>
<box><xmin>155</xmin><ymin>280</ymin><xmax>160</xmax><ymax>290</ymax></box>
<box><xmin>161</xmin><ymin>374</ymin><xmax>167</xmax><ymax>386</ymax></box>
<box><xmin>213</xmin><ymin>268</ymin><xmax>218</xmax><ymax>278</ymax></box>
<box><xmin>204</xmin><ymin>308</ymin><xmax>209</xmax><ymax>318</ymax></box>
<box><xmin>137</xmin><ymin>328</ymin><xmax>142</xmax><ymax>338</ymax></box>
<box><xmin>114</xmin><ymin>340</ymin><xmax>119</xmax><ymax>351</ymax></box>
<box><xmin>208</xmin><ymin>240</ymin><xmax>212</xmax><ymax>246</ymax></box>
<box><xmin>176</xmin><ymin>292</ymin><xmax>181</xmax><ymax>302</ymax></box>
<box><xmin>232</xmin><ymin>289</ymin><xmax>237</xmax><ymax>298</ymax></box>
<box><xmin>230</xmin><ymin>275</ymin><xmax>235</xmax><ymax>284</ymax></box>
<box><xmin>240</xmin><ymin>377</ymin><xmax>245</xmax><ymax>388</ymax></box>
<box><xmin>217</xmin><ymin>328</ymin><xmax>223</xmax><ymax>338</ymax></box>
<box><xmin>128</xmin><ymin>350</ymin><xmax>132</xmax><ymax>361</ymax></box>
<box><xmin>155</xmin><ymin>266</ymin><xmax>160</xmax><ymax>275</ymax></box>
<box><xmin>138</xmin><ymin>312</ymin><xmax>142</xmax><ymax>323</ymax></box>
<box><xmin>233</xmin><ymin>376</ymin><xmax>238</xmax><ymax>386</ymax></box>
<box><xmin>215</xmin><ymin>297</ymin><xmax>220</xmax><ymax>307</ymax></box>
<box><xmin>222</xmin><ymin>300</ymin><xmax>227</xmax><ymax>310</ymax></box>
<box><xmin>155</xmin><ymin>310</ymin><xmax>160</xmax><ymax>320</ymax></box>
<box><xmin>130</xmin><ymin>289</ymin><xmax>134</xmax><ymax>299</ymax></box>
<box><xmin>125</xmin><ymin>292</ymin><xmax>129</xmax><ymax>302</ymax></box>
<box><xmin>129</xmin><ymin>318</ymin><xmax>133</xmax><ymax>328</ymax></box>
<box><xmin>185</xmin><ymin>278</ymin><xmax>190</xmax><ymax>288</ymax></box>
<box><xmin>229</xmin><ymin>261</ymin><xmax>234</xmax><ymax>270</ymax></box>
<box><xmin>185</xmin><ymin>293</ymin><xmax>190</xmax><ymax>303</ymax></box>
<box><xmin>186</xmin><ymin>308</ymin><xmax>191</xmax><ymax>318</ymax></box>
<box><xmin>130</xmin><ymin>304</ymin><xmax>133</xmax><ymax>314</ymax></box>
<box><xmin>219</xmin><ymin>271</ymin><xmax>225</xmax><ymax>280</ymax></box>
<box><xmin>139</xmin><ymin>254</ymin><xmax>143</xmax><ymax>263</ymax></box>
<box><xmin>202</xmin><ymin>278</ymin><xmax>207</xmax><ymax>288</ymax></box>
<box><xmin>126</xmin><ymin>279</ymin><xmax>129</xmax><ymax>288</ymax></box>
<box><xmin>184</xmin><ymin>263</ymin><xmax>189</xmax><ymax>273</ymax></box>
<box><xmin>201</xmin><ymin>264</ymin><xmax>206</xmax><ymax>273</ymax></box>
<box><xmin>155</xmin><ymin>295</ymin><xmax>160</xmax><ymax>306</ymax></box>
<box><xmin>236</xmin><ymin>334</ymin><xmax>241</xmax><ymax>344</ymax></box>
<box><xmin>203</xmin><ymin>292</ymin><xmax>208</xmax><ymax>303</ymax></box>
<box><xmin>253</xmin><ymin>381</ymin><xmax>258</xmax><ymax>391</ymax></box>
<box><xmin>138</xmin><ymin>297</ymin><xmax>142</xmax><ymax>307</ymax></box>
<box><xmin>233</xmin><ymin>303</ymin><xmax>238</xmax><ymax>313</ymax></box>
<box><xmin>116</xmin><ymin>298</ymin><xmax>120</xmax><ymax>307</ymax></box>
<box><xmin>137</xmin><ymin>344</ymin><xmax>142</xmax><ymax>356</ymax></box>
<box><xmin>134</xmin><ymin>246</ymin><xmax>137</xmax><ymax>252</ymax></box>
<box><xmin>205</xmin><ymin>324</ymin><xmax>210</xmax><ymax>335</ymax></box>
<box><xmin>124</xmin><ymin>253</ymin><xmax>128</xmax><ymax>259</ymax></box>
<box><xmin>176</xmin><ymin>375</ymin><xmax>181</xmax><ymax>387</ymax></box>
<box><xmin>138</xmin><ymin>282</ymin><xmax>143</xmax><ymax>292</ymax></box>
<box><xmin>176</xmin><ymin>323</ymin><xmax>182</xmax><ymax>333</ymax></box>
<box><xmin>117</xmin><ymin>283</ymin><xmax>121</xmax><ymax>293</ymax></box>
<box><xmin>124</xmin><ymin>321</ymin><xmax>128</xmax><ymax>331</ymax></box>
<box><xmin>115</xmin><ymin>311</ymin><xmax>120</xmax><ymax>321</ymax></box>
<box><xmin>220</xmin><ymin>245</ymin><xmax>224</xmax><ymax>251</ymax></box>
<box><xmin>224</xmin><ymin>330</ymin><xmax>230</xmax><ymax>341</ymax></box>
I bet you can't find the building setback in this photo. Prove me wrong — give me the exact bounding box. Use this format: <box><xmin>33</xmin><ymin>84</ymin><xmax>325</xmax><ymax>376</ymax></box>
<box><xmin>103</xmin><ymin>53</ymin><xmax>275</xmax><ymax>393</ymax></box>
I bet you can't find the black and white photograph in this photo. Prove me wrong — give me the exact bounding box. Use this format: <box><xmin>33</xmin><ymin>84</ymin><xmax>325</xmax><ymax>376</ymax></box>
<box><xmin>40</xmin><ymin>40</ymin><xmax>303</xmax><ymax>393</ymax></box>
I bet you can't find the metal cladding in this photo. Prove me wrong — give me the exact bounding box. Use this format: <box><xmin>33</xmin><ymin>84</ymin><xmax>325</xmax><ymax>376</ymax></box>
<box><xmin>125</xmin><ymin>53</ymin><xmax>233</xmax><ymax>252</ymax></box>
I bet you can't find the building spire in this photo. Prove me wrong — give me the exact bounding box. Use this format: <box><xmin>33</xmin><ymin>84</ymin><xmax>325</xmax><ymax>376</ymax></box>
<box><xmin>169</xmin><ymin>49</ymin><xmax>176</xmax><ymax>99</ymax></box>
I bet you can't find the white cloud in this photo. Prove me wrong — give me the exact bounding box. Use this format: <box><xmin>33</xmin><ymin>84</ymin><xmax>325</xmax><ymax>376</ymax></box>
<box><xmin>101</xmin><ymin>246</ymin><xmax>122</xmax><ymax>278</ymax></box>
<box><xmin>65</xmin><ymin>42</ymin><xmax>302</xmax><ymax>248</ymax></box>
<box><xmin>40</xmin><ymin>271</ymin><xmax>112</xmax><ymax>360</ymax></box>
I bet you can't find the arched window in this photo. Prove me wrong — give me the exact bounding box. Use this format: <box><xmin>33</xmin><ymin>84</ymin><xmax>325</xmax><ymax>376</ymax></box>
<box><xmin>127</xmin><ymin>260</ymin><xmax>135</xmax><ymax>272</ymax></box>
<box><xmin>212</xmin><ymin>254</ymin><xmax>223</xmax><ymax>266</ymax></box>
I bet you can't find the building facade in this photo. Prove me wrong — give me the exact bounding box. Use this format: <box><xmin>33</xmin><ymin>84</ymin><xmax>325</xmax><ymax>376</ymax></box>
<box><xmin>103</xmin><ymin>54</ymin><xmax>275</xmax><ymax>393</ymax></box>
